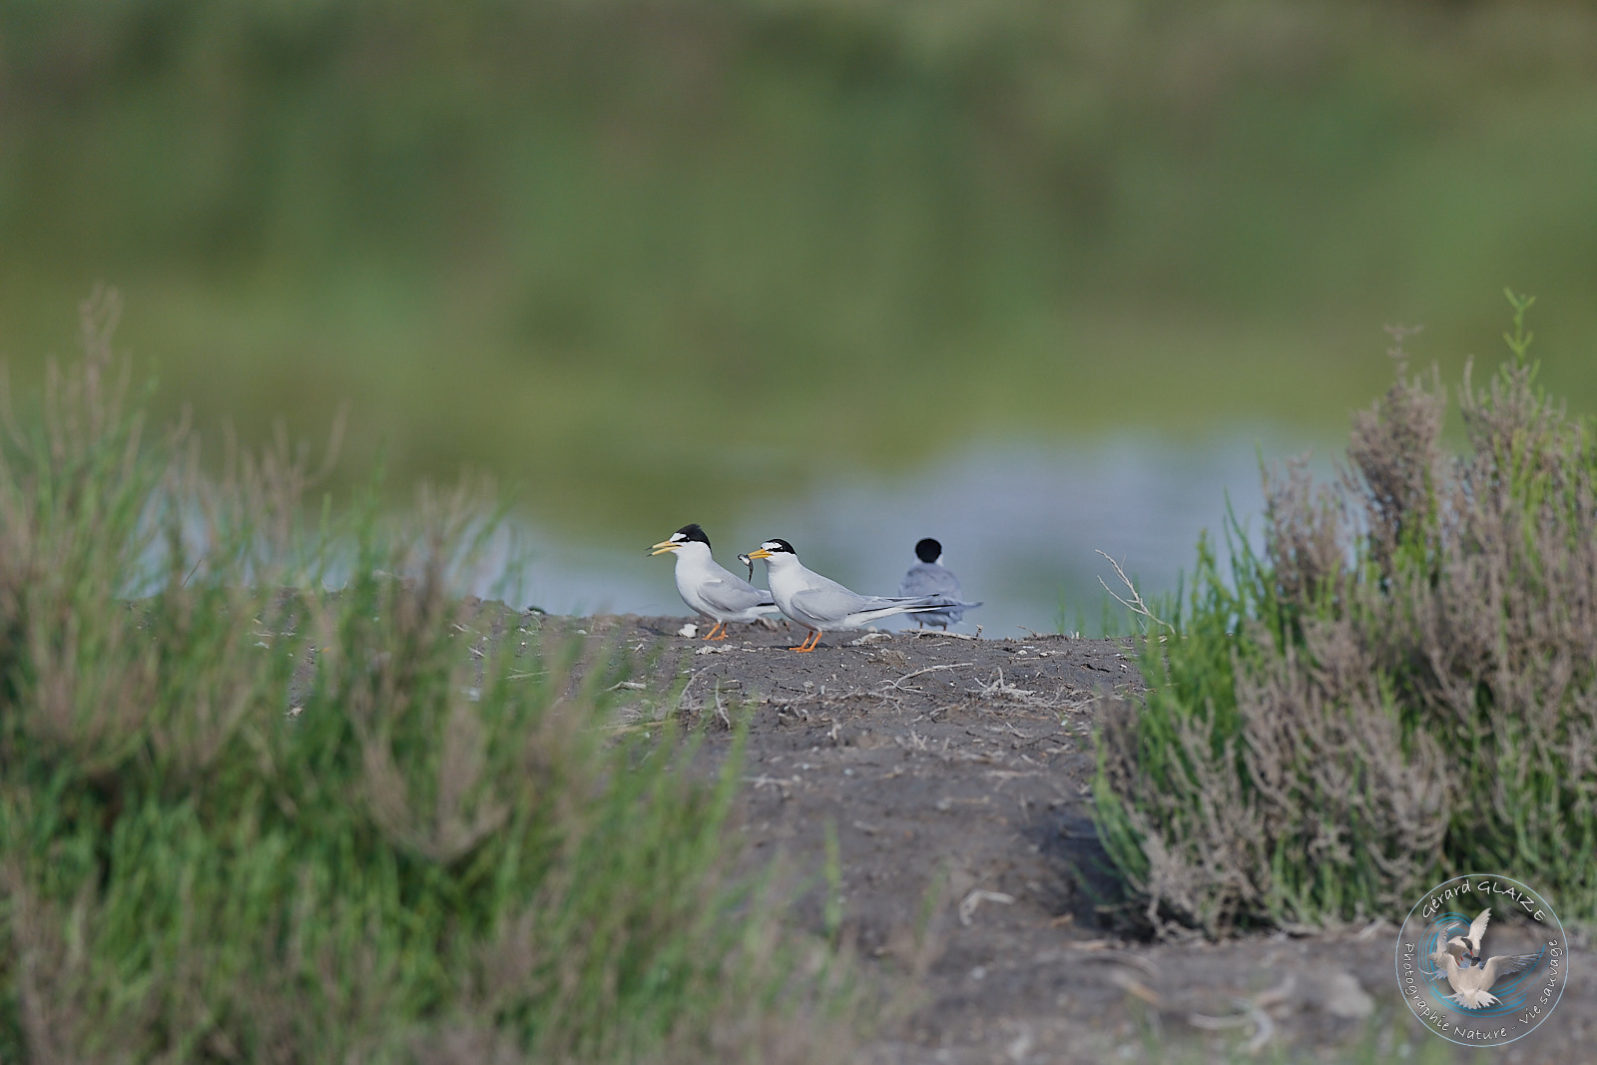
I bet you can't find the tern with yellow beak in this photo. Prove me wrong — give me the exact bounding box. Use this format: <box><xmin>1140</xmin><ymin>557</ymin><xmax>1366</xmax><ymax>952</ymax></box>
<box><xmin>744</xmin><ymin>538</ymin><xmax>980</xmax><ymax>652</ymax></box>
<box><xmin>649</xmin><ymin>524</ymin><xmax>779</xmax><ymax>640</ymax></box>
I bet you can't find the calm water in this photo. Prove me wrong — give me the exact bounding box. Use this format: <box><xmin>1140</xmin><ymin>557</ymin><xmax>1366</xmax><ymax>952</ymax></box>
<box><xmin>499</xmin><ymin>431</ymin><xmax>1334</xmax><ymax>637</ymax></box>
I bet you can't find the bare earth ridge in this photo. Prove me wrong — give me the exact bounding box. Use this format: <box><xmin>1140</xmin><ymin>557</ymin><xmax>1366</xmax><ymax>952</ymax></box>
<box><xmin>499</xmin><ymin>607</ymin><xmax>1591</xmax><ymax>1063</ymax></box>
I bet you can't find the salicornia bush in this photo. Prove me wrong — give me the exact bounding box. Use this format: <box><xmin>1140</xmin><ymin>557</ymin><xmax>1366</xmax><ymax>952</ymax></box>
<box><xmin>0</xmin><ymin>290</ymin><xmax>853</xmax><ymax>1063</ymax></box>
<box><xmin>1095</xmin><ymin>292</ymin><xmax>1597</xmax><ymax>937</ymax></box>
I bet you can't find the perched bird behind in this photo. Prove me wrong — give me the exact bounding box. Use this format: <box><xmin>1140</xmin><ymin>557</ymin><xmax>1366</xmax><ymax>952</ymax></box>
<box><xmin>745</xmin><ymin>537</ymin><xmax>979</xmax><ymax>652</ymax></box>
<box><xmin>648</xmin><ymin>523</ymin><xmax>779</xmax><ymax>640</ymax></box>
<box><xmin>898</xmin><ymin>537</ymin><xmax>967</xmax><ymax>630</ymax></box>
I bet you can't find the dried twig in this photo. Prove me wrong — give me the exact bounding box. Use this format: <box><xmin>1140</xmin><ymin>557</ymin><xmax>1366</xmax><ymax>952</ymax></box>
<box><xmin>885</xmin><ymin>661</ymin><xmax>974</xmax><ymax>691</ymax></box>
<box><xmin>1187</xmin><ymin>997</ymin><xmax>1276</xmax><ymax>1054</ymax></box>
<box><xmin>957</xmin><ymin>888</ymin><xmax>1015</xmax><ymax>926</ymax></box>
<box><xmin>1105</xmin><ymin>968</ymin><xmax>1163</xmax><ymax>1007</ymax></box>
<box><xmin>1095</xmin><ymin>549</ymin><xmax>1173</xmax><ymax>633</ymax></box>
<box><xmin>967</xmin><ymin>668</ymin><xmax>1037</xmax><ymax>700</ymax></box>
<box><xmin>1073</xmin><ymin>948</ymin><xmax>1159</xmax><ymax>979</ymax></box>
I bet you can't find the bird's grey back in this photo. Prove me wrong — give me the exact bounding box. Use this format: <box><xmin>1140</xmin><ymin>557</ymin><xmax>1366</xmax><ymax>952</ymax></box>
<box><xmin>900</xmin><ymin>562</ymin><xmax>964</xmax><ymax>625</ymax></box>
<box><xmin>700</xmin><ymin>568</ymin><xmax>777</xmax><ymax>613</ymax></box>
<box><xmin>899</xmin><ymin>561</ymin><xmax>961</xmax><ymax>600</ymax></box>
<box><xmin>788</xmin><ymin>572</ymin><xmax>877</xmax><ymax>624</ymax></box>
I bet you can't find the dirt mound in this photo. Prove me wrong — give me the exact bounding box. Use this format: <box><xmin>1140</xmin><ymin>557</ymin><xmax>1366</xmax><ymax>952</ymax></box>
<box><xmin>551</xmin><ymin>613</ymin><xmax>1590</xmax><ymax>1063</ymax></box>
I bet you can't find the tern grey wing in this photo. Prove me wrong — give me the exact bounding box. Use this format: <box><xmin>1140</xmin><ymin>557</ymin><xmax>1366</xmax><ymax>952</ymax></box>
<box><xmin>894</xmin><ymin>594</ymin><xmax>971</xmax><ymax>611</ymax></box>
<box><xmin>898</xmin><ymin>562</ymin><xmax>960</xmax><ymax>599</ymax></box>
<box><xmin>846</xmin><ymin>593</ymin><xmax>965</xmax><ymax>625</ymax></box>
<box><xmin>698</xmin><ymin>573</ymin><xmax>776</xmax><ymax>615</ymax></box>
<box><xmin>789</xmin><ymin>583</ymin><xmax>876</xmax><ymax>625</ymax></box>
<box><xmin>1483</xmin><ymin>953</ymin><xmax>1541</xmax><ymax>983</ymax></box>
<box><xmin>1465</xmin><ymin>909</ymin><xmax>1491</xmax><ymax>954</ymax></box>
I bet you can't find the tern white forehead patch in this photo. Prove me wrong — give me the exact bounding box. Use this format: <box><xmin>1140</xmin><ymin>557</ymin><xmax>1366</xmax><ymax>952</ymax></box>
<box><xmin>671</xmin><ymin>523</ymin><xmax>710</xmax><ymax>546</ymax></box>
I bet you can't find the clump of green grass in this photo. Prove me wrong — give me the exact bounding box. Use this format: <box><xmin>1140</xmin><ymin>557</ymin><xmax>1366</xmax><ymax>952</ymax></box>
<box><xmin>1095</xmin><ymin>291</ymin><xmax>1597</xmax><ymax>937</ymax></box>
<box><xmin>0</xmin><ymin>290</ymin><xmax>856</xmax><ymax>1062</ymax></box>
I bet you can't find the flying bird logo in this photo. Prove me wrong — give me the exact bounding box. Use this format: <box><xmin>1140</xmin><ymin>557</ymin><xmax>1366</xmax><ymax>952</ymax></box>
<box><xmin>1427</xmin><ymin>908</ymin><xmax>1542</xmax><ymax>1010</ymax></box>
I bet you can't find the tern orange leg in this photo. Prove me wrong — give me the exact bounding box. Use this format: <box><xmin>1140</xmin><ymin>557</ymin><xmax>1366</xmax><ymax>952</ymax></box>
<box><xmin>706</xmin><ymin>623</ymin><xmax>730</xmax><ymax>641</ymax></box>
<box><xmin>701</xmin><ymin>621</ymin><xmax>726</xmax><ymax>640</ymax></box>
<box><xmin>789</xmin><ymin>629</ymin><xmax>822</xmax><ymax>652</ymax></box>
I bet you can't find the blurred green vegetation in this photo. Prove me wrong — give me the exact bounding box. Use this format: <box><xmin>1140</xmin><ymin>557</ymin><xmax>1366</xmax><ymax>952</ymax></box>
<box><xmin>0</xmin><ymin>292</ymin><xmax>856</xmax><ymax>1061</ymax></box>
<box><xmin>3</xmin><ymin>0</ymin><xmax>1596</xmax><ymax>535</ymax></box>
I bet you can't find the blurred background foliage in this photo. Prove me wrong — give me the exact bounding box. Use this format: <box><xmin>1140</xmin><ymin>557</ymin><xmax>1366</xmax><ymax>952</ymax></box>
<box><xmin>3</xmin><ymin>0</ymin><xmax>1596</xmax><ymax>618</ymax></box>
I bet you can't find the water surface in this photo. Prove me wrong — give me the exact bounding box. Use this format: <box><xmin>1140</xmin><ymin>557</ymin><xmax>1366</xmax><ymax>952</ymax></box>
<box><xmin>506</xmin><ymin>431</ymin><xmax>1331</xmax><ymax>636</ymax></box>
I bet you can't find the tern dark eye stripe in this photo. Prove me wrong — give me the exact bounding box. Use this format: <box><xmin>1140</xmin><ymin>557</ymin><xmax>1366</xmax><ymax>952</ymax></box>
<box><xmin>652</xmin><ymin>524</ymin><xmax>779</xmax><ymax>638</ymax></box>
<box><xmin>671</xmin><ymin>523</ymin><xmax>710</xmax><ymax>547</ymax></box>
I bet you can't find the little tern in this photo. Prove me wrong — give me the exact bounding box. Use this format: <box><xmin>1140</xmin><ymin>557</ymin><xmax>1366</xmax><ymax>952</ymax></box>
<box><xmin>649</xmin><ymin>524</ymin><xmax>778</xmax><ymax>640</ymax></box>
<box><xmin>744</xmin><ymin>538</ymin><xmax>980</xmax><ymax>652</ymax></box>
<box><xmin>897</xmin><ymin>537</ymin><xmax>968</xmax><ymax>630</ymax></box>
